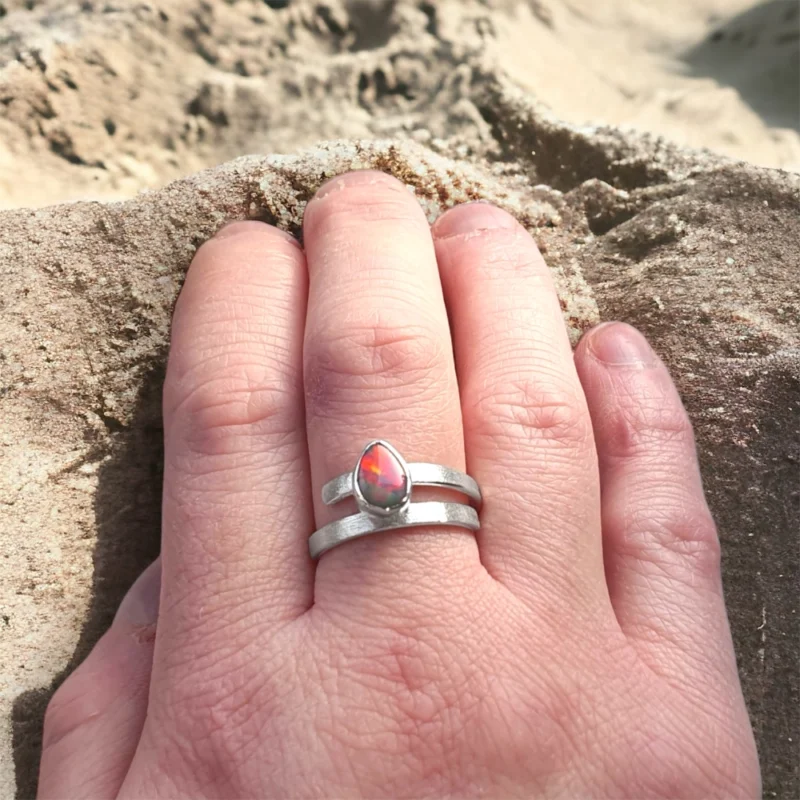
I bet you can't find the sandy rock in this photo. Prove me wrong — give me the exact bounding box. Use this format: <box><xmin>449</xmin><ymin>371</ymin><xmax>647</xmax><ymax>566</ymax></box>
<box><xmin>0</xmin><ymin>1</ymin><xmax>798</xmax><ymax>798</ymax></box>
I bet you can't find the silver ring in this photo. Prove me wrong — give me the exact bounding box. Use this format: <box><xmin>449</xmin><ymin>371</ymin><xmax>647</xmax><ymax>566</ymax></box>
<box><xmin>309</xmin><ymin>502</ymin><xmax>480</xmax><ymax>560</ymax></box>
<box><xmin>308</xmin><ymin>440</ymin><xmax>482</xmax><ymax>560</ymax></box>
<box><xmin>322</xmin><ymin>463</ymin><xmax>481</xmax><ymax>506</ymax></box>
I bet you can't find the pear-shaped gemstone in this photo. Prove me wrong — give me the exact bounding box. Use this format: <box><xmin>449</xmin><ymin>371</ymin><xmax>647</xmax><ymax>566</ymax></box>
<box><xmin>356</xmin><ymin>442</ymin><xmax>408</xmax><ymax>510</ymax></box>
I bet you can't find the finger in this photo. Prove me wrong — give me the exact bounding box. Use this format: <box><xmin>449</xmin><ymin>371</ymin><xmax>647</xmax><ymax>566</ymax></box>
<box><xmin>159</xmin><ymin>221</ymin><xmax>313</xmax><ymax>650</ymax></box>
<box><xmin>433</xmin><ymin>204</ymin><xmax>606</xmax><ymax>610</ymax></box>
<box><xmin>302</xmin><ymin>171</ymin><xmax>477</xmax><ymax>607</ymax></box>
<box><xmin>574</xmin><ymin>322</ymin><xmax>740</xmax><ymax>680</ymax></box>
<box><xmin>38</xmin><ymin>560</ymin><xmax>160</xmax><ymax>799</ymax></box>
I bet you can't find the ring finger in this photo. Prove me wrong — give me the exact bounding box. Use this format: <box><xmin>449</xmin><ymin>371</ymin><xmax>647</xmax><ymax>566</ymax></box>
<box><xmin>302</xmin><ymin>171</ymin><xmax>480</xmax><ymax>608</ymax></box>
<box><xmin>433</xmin><ymin>203</ymin><xmax>607</xmax><ymax>615</ymax></box>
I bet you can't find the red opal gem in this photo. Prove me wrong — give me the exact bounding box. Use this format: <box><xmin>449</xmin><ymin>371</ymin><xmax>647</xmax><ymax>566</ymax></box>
<box><xmin>356</xmin><ymin>442</ymin><xmax>409</xmax><ymax>510</ymax></box>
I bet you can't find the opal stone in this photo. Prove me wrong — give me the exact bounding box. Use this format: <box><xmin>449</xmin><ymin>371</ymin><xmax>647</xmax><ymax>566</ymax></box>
<box><xmin>356</xmin><ymin>442</ymin><xmax>409</xmax><ymax>510</ymax></box>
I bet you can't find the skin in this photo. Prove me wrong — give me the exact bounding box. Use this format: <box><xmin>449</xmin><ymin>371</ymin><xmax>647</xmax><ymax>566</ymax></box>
<box><xmin>37</xmin><ymin>171</ymin><xmax>761</xmax><ymax>799</ymax></box>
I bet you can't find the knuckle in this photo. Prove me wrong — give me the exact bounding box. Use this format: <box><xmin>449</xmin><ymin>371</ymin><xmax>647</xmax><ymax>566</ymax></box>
<box><xmin>42</xmin><ymin>673</ymin><xmax>101</xmax><ymax>752</ymax></box>
<box><xmin>166</xmin><ymin>302</ymin><xmax>302</xmax><ymax>449</ymax></box>
<box><xmin>466</xmin><ymin>376</ymin><xmax>591</xmax><ymax>447</ymax></box>
<box><xmin>167</xmin><ymin>234</ymin><xmax>303</xmax><ymax>442</ymax></box>
<box><xmin>173</xmin><ymin>364</ymin><xmax>300</xmax><ymax>442</ymax></box>
<box><xmin>660</xmin><ymin>507</ymin><xmax>721</xmax><ymax>578</ymax></box>
<box><xmin>306</xmin><ymin>312</ymin><xmax>446</xmax><ymax>407</ymax></box>
<box><xmin>621</xmin><ymin>501</ymin><xmax>722</xmax><ymax>582</ymax></box>
<box><xmin>606</xmin><ymin>380</ymin><xmax>695</xmax><ymax>462</ymax></box>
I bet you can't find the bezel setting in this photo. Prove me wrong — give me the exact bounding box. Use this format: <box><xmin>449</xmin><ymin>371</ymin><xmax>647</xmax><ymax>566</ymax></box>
<box><xmin>352</xmin><ymin>439</ymin><xmax>413</xmax><ymax>518</ymax></box>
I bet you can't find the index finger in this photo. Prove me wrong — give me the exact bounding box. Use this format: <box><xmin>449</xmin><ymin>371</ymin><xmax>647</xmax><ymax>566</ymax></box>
<box><xmin>159</xmin><ymin>222</ymin><xmax>313</xmax><ymax>659</ymax></box>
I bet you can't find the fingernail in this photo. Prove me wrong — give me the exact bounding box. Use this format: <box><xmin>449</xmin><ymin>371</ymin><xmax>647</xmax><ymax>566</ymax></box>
<box><xmin>313</xmin><ymin>170</ymin><xmax>402</xmax><ymax>202</ymax></box>
<box><xmin>114</xmin><ymin>559</ymin><xmax>162</xmax><ymax>628</ymax></box>
<box><xmin>213</xmin><ymin>220</ymin><xmax>297</xmax><ymax>244</ymax></box>
<box><xmin>432</xmin><ymin>202</ymin><xmax>517</xmax><ymax>239</ymax></box>
<box><xmin>588</xmin><ymin>322</ymin><xmax>656</xmax><ymax>366</ymax></box>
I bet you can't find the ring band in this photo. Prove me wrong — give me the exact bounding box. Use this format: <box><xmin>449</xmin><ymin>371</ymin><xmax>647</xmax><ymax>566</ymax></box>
<box><xmin>322</xmin><ymin>463</ymin><xmax>481</xmax><ymax>506</ymax></box>
<box><xmin>309</xmin><ymin>439</ymin><xmax>482</xmax><ymax>560</ymax></box>
<box><xmin>309</xmin><ymin>501</ymin><xmax>480</xmax><ymax>560</ymax></box>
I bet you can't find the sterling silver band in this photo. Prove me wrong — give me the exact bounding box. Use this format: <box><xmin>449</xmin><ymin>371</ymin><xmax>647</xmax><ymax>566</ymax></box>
<box><xmin>322</xmin><ymin>463</ymin><xmax>482</xmax><ymax>507</ymax></box>
<box><xmin>308</xmin><ymin>501</ymin><xmax>480</xmax><ymax>560</ymax></box>
<box><xmin>309</xmin><ymin>439</ymin><xmax>482</xmax><ymax>560</ymax></box>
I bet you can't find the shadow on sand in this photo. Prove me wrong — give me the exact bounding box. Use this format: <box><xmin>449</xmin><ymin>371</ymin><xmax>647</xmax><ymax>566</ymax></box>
<box><xmin>11</xmin><ymin>357</ymin><xmax>166</xmax><ymax>799</ymax></box>
<box><xmin>681</xmin><ymin>0</ymin><xmax>799</xmax><ymax>131</ymax></box>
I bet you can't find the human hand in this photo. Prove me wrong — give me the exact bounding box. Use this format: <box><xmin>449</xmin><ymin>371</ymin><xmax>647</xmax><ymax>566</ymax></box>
<box><xmin>38</xmin><ymin>172</ymin><xmax>760</xmax><ymax>799</ymax></box>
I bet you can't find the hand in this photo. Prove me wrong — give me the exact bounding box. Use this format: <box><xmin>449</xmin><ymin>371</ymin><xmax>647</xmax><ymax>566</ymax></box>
<box><xmin>38</xmin><ymin>171</ymin><xmax>760</xmax><ymax>799</ymax></box>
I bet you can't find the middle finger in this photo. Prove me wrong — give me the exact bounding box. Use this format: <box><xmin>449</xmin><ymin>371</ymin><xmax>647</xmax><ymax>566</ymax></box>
<box><xmin>302</xmin><ymin>171</ymin><xmax>481</xmax><ymax>608</ymax></box>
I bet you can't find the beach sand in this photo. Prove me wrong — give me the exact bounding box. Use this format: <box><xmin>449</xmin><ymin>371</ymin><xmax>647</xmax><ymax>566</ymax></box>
<box><xmin>0</xmin><ymin>0</ymin><xmax>797</xmax><ymax>210</ymax></box>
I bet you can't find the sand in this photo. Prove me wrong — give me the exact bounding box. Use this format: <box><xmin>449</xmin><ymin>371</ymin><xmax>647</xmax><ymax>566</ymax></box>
<box><xmin>495</xmin><ymin>0</ymin><xmax>800</xmax><ymax>168</ymax></box>
<box><xmin>0</xmin><ymin>1</ymin><xmax>798</xmax><ymax>798</ymax></box>
<box><xmin>0</xmin><ymin>0</ymin><xmax>797</xmax><ymax>210</ymax></box>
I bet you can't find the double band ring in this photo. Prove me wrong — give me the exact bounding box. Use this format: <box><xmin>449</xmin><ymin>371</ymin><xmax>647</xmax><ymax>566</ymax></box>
<box><xmin>308</xmin><ymin>440</ymin><xmax>482</xmax><ymax>560</ymax></box>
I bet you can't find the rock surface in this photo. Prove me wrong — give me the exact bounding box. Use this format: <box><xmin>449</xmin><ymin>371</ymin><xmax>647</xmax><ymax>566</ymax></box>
<box><xmin>1</xmin><ymin>1</ymin><xmax>799</xmax><ymax>798</ymax></box>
